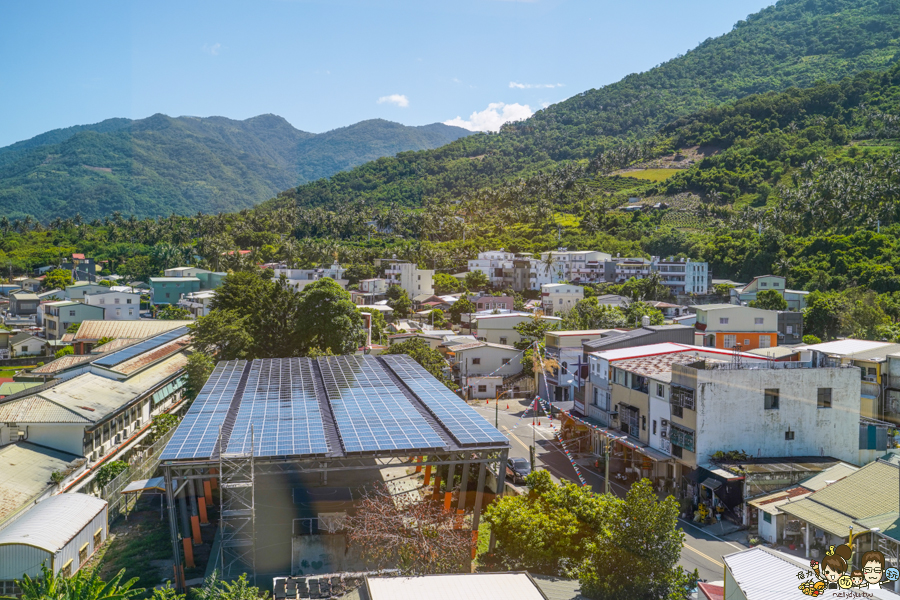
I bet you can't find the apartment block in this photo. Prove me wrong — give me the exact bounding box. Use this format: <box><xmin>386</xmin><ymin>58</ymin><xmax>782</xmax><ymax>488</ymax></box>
<box><xmin>694</xmin><ymin>304</ymin><xmax>779</xmax><ymax>351</ymax></box>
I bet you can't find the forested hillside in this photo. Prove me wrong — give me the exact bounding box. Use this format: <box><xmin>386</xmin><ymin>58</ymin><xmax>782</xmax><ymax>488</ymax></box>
<box><xmin>265</xmin><ymin>0</ymin><xmax>900</xmax><ymax>213</ymax></box>
<box><xmin>0</xmin><ymin>115</ymin><xmax>470</xmax><ymax>221</ymax></box>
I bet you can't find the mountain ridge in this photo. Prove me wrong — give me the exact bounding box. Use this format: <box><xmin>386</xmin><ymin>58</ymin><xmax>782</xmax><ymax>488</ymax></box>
<box><xmin>0</xmin><ymin>114</ymin><xmax>471</xmax><ymax>221</ymax></box>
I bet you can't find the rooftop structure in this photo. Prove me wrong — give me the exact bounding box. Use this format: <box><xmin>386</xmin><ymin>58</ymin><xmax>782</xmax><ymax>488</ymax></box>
<box><xmin>363</xmin><ymin>572</ymin><xmax>550</xmax><ymax>600</ymax></box>
<box><xmin>0</xmin><ymin>443</ymin><xmax>81</xmax><ymax>523</ymax></box>
<box><xmin>160</xmin><ymin>354</ymin><xmax>509</xmax><ymax>588</ymax></box>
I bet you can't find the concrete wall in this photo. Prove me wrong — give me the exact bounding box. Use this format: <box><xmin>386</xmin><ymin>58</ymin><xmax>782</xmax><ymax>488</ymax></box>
<box><xmin>695</xmin><ymin>366</ymin><xmax>860</xmax><ymax>466</ymax></box>
<box><xmin>648</xmin><ymin>382</ymin><xmax>672</xmax><ymax>455</ymax></box>
<box><xmin>457</xmin><ymin>347</ymin><xmax>522</xmax><ymax>380</ymax></box>
<box><xmin>22</xmin><ymin>424</ymin><xmax>86</xmax><ymax>456</ymax></box>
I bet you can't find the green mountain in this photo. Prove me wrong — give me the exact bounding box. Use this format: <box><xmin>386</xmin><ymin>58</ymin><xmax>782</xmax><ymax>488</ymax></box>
<box><xmin>0</xmin><ymin>115</ymin><xmax>471</xmax><ymax>221</ymax></box>
<box><xmin>266</xmin><ymin>0</ymin><xmax>900</xmax><ymax>213</ymax></box>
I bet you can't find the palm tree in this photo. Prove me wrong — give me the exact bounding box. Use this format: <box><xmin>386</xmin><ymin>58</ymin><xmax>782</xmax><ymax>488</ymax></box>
<box><xmin>14</xmin><ymin>563</ymin><xmax>142</xmax><ymax>600</ymax></box>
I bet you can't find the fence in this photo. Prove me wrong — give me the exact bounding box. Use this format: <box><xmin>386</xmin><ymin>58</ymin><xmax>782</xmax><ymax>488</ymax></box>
<box><xmin>100</xmin><ymin>427</ymin><xmax>176</xmax><ymax>522</ymax></box>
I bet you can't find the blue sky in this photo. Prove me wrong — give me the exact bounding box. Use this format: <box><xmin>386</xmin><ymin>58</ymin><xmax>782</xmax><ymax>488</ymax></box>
<box><xmin>0</xmin><ymin>0</ymin><xmax>775</xmax><ymax>147</ymax></box>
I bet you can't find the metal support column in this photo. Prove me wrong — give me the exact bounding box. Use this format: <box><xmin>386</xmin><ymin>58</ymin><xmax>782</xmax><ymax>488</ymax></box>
<box><xmin>164</xmin><ymin>466</ymin><xmax>183</xmax><ymax>591</ymax></box>
<box><xmin>219</xmin><ymin>426</ymin><xmax>256</xmax><ymax>584</ymax></box>
<box><xmin>489</xmin><ymin>449</ymin><xmax>508</xmax><ymax>552</ymax></box>
<box><xmin>456</xmin><ymin>461</ymin><xmax>469</xmax><ymax>513</ymax></box>
<box><xmin>444</xmin><ymin>463</ymin><xmax>456</xmax><ymax>512</ymax></box>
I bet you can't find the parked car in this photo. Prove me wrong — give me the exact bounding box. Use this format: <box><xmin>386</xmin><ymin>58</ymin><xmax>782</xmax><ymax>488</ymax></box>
<box><xmin>506</xmin><ymin>457</ymin><xmax>531</xmax><ymax>484</ymax></box>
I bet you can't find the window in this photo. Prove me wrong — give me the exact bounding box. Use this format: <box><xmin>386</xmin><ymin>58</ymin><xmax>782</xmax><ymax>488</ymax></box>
<box><xmin>759</xmin><ymin>336</ymin><xmax>771</xmax><ymax>349</ymax></box>
<box><xmin>114</xmin><ymin>298</ymin><xmax>120</xmax><ymax>304</ymax></box>
<box><xmin>786</xmin><ymin>325</ymin><xmax>793</xmax><ymax>334</ymax></box>
<box><xmin>69</xmin><ymin>310</ymin><xmax>75</xmax><ymax>317</ymax></box>
<box><xmin>165</xmin><ymin>293</ymin><xmax>171</xmax><ymax>299</ymax></box>
<box><xmin>671</xmin><ymin>445</ymin><xmax>683</xmax><ymax>458</ymax></box>
<box><xmin>773</xmin><ymin>282</ymin><xmax>780</xmax><ymax>287</ymax></box>
<box><xmin>641</xmin><ymin>415</ymin><xmax>646</xmax><ymax>431</ymax></box>
<box><xmin>785</xmin><ymin>430</ymin><xmax>795</xmax><ymax>440</ymax></box>
<box><xmin>593</xmin><ymin>388</ymin><xmax>599</xmax><ymax>406</ymax></box>
<box><xmin>20</xmin><ymin>345</ymin><xmax>27</xmax><ymax>353</ymax></box>
<box><xmin>764</xmin><ymin>388</ymin><xmax>779</xmax><ymax>410</ymax></box>
<box><xmin>60</xmin><ymin>560</ymin><xmax>73</xmax><ymax>578</ymax></box>
<box><xmin>94</xmin><ymin>528</ymin><xmax>102</xmax><ymax>548</ymax></box>
<box><xmin>502</xmin><ymin>358</ymin><xmax>511</xmax><ymax>365</ymax></box>
<box><xmin>79</xmin><ymin>542</ymin><xmax>89</xmax><ymax>563</ymax></box>
<box><xmin>126</xmin><ymin>298</ymin><xmax>132</xmax><ymax>304</ymax></box>
<box><xmin>671</xmin><ymin>385</ymin><xmax>694</xmax><ymax>410</ymax></box>
<box><xmin>672</xmin><ymin>404</ymin><xmax>683</xmax><ymax>418</ymax></box>
<box><xmin>763</xmin><ymin>512</ymin><xmax>772</xmax><ymax>523</ymax></box>
<box><xmin>128</xmin><ymin>309</ymin><xmax>134</xmax><ymax>316</ymax></box>
<box><xmin>471</xmin><ymin>358</ymin><xmax>481</xmax><ymax>365</ymax></box>
<box><xmin>669</xmin><ymin>423</ymin><xmax>695</xmax><ymax>452</ymax></box>
<box><xmin>656</xmin><ymin>383</ymin><xmax>664</xmax><ymax>398</ymax></box>
<box><xmin>723</xmin><ymin>334</ymin><xmax>737</xmax><ymax>348</ymax></box>
<box><xmin>499</xmin><ymin>337</ymin><xmax>507</xmax><ymax>345</ymax></box>
<box><xmin>744</xmin><ymin>339</ymin><xmax>750</xmax><ymax>346</ymax></box>
<box><xmin>719</xmin><ymin>317</ymin><xmax>729</xmax><ymax>324</ymax></box>
<box><xmin>652</xmin><ymin>420</ymin><xmax>657</xmax><ymax>435</ymax></box>
<box><xmin>477</xmin><ymin>385</ymin><xmax>487</xmax><ymax>393</ymax></box>
<box><xmin>754</xmin><ymin>317</ymin><xmax>764</xmax><ymax>325</ymax></box>
<box><xmin>99</xmin><ymin>298</ymin><xmax>105</xmax><ymax>305</ymax></box>
<box><xmin>761</xmin><ymin>282</ymin><xmax>768</xmax><ymax>287</ymax></box>
<box><xmin>817</xmin><ymin>388</ymin><xmax>832</xmax><ymax>409</ymax></box>
<box><xmin>116</xmin><ymin>309</ymin><xmax>121</xmax><ymax>317</ymax></box>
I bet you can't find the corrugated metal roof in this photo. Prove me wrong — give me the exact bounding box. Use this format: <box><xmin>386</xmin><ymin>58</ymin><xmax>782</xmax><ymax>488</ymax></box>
<box><xmin>724</xmin><ymin>547</ymin><xmax>812</xmax><ymax>600</ymax></box>
<box><xmin>745</xmin><ymin>346</ymin><xmax>802</xmax><ymax>359</ymax></box>
<box><xmin>748</xmin><ymin>487</ymin><xmax>811</xmax><ymax>516</ymax></box>
<box><xmin>0</xmin><ymin>493</ymin><xmax>107</xmax><ymax>552</ymax></box>
<box><xmin>800</xmin><ymin>339</ymin><xmax>893</xmax><ymax>356</ymax></box>
<box><xmin>0</xmin><ymin>396</ymin><xmax>90</xmax><ymax>423</ymax></box>
<box><xmin>799</xmin><ymin>463</ymin><xmax>859</xmax><ymax>492</ymax></box>
<box><xmin>73</xmin><ymin>320</ymin><xmax>192</xmax><ymax>342</ymax></box>
<box><xmin>365</xmin><ymin>573</ymin><xmax>547</xmax><ymax>600</ymax></box>
<box><xmin>0</xmin><ymin>443</ymin><xmax>81</xmax><ymax>523</ymax></box>
<box><xmin>530</xmin><ymin>575</ymin><xmax>587</xmax><ymax>600</ymax></box>
<box><xmin>591</xmin><ymin>342</ymin><xmax>690</xmax><ymax>361</ymax></box>
<box><xmin>91</xmin><ymin>338</ymin><xmax>140</xmax><ymax>354</ymax></box>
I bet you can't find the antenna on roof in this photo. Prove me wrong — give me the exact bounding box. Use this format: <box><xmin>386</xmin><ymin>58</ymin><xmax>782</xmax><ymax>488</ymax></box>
<box><xmin>732</xmin><ymin>344</ymin><xmax>743</xmax><ymax>368</ymax></box>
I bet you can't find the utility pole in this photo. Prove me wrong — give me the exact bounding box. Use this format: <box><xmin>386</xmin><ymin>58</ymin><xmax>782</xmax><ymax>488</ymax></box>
<box><xmin>604</xmin><ymin>436</ymin><xmax>611</xmax><ymax>495</ymax></box>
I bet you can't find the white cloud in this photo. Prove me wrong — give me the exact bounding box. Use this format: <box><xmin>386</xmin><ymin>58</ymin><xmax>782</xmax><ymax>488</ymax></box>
<box><xmin>203</xmin><ymin>43</ymin><xmax>222</xmax><ymax>56</ymax></box>
<box><xmin>444</xmin><ymin>102</ymin><xmax>533</xmax><ymax>132</ymax></box>
<box><xmin>509</xmin><ymin>81</ymin><xmax>563</xmax><ymax>89</ymax></box>
<box><xmin>377</xmin><ymin>94</ymin><xmax>409</xmax><ymax>108</ymax></box>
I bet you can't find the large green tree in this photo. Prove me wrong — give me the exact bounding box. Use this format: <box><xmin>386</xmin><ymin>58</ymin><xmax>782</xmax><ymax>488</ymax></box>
<box><xmin>749</xmin><ymin>289</ymin><xmax>788</xmax><ymax>311</ymax></box>
<box><xmin>386</xmin><ymin>285</ymin><xmax>413</xmax><ymax>319</ymax></box>
<box><xmin>45</xmin><ymin>268</ymin><xmax>73</xmax><ymax>290</ymax></box>
<box><xmin>448</xmin><ymin>294</ymin><xmax>475</xmax><ymax>325</ymax></box>
<box><xmin>433</xmin><ymin>273</ymin><xmax>461</xmax><ymax>295</ymax></box>
<box><xmin>296</xmin><ymin>278</ymin><xmax>366</xmax><ymax>354</ymax></box>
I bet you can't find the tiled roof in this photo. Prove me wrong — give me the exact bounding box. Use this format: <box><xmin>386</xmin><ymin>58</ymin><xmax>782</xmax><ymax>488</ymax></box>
<box><xmin>73</xmin><ymin>319</ymin><xmax>192</xmax><ymax>341</ymax></box>
<box><xmin>31</xmin><ymin>354</ymin><xmax>95</xmax><ymax>373</ymax></box>
<box><xmin>612</xmin><ymin>352</ymin><xmax>716</xmax><ymax>380</ymax></box>
<box><xmin>748</xmin><ymin>487</ymin><xmax>811</xmax><ymax>516</ymax></box>
<box><xmin>0</xmin><ymin>395</ymin><xmax>90</xmax><ymax>423</ymax></box>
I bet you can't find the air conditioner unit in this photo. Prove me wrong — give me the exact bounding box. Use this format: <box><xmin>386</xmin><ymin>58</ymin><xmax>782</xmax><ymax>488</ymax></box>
<box><xmin>114</xmin><ymin>434</ymin><xmax>121</xmax><ymax>445</ymax></box>
<box><xmin>661</xmin><ymin>419</ymin><xmax>669</xmax><ymax>426</ymax></box>
<box><xmin>661</xmin><ymin>431</ymin><xmax>668</xmax><ymax>439</ymax></box>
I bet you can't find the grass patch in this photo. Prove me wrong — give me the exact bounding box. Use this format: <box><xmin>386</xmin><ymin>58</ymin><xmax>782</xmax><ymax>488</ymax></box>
<box><xmin>0</xmin><ymin>366</ymin><xmax>35</xmax><ymax>378</ymax></box>
<box><xmin>94</xmin><ymin>518</ymin><xmax>173</xmax><ymax>592</ymax></box>
<box><xmin>622</xmin><ymin>168</ymin><xmax>684</xmax><ymax>182</ymax></box>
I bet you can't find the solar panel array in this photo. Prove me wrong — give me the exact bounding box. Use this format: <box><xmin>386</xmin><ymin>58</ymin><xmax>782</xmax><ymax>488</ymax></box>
<box><xmin>161</xmin><ymin>360</ymin><xmax>247</xmax><ymax>460</ymax></box>
<box><xmin>319</xmin><ymin>355</ymin><xmax>445</xmax><ymax>453</ymax></box>
<box><xmin>382</xmin><ymin>355</ymin><xmax>508</xmax><ymax>447</ymax></box>
<box><xmin>92</xmin><ymin>326</ymin><xmax>190</xmax><ymax>369</ymax></box>
<box><xmin>226</xmin><ymin>358</ymin><xmax>329</xmax><ymax>457</ymax></box>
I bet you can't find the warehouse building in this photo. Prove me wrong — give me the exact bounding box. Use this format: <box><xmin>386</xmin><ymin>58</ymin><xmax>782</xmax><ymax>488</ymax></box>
<box><xmin>0</xmin><ymin>493</ymin><xmax>108</xmax><ymax>595</ymax></box>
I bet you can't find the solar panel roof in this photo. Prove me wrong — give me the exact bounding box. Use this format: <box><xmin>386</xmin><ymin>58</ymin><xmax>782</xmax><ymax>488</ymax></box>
<box><xmin>92</xmin><ymin>326</ymin><xmax>190</xmax><ymax>369</ymax></box>
<box><xmin>319</xmin><ymin>355</ymin><xmax>445</xmax><ymax>454</ymax></box>
<box><xmin>161</xmin><ymin>360</ymin><xmax>247</xmax><ymax>460</ymax></box>
<box><xmin>226</xmin><ymin>358</ymin><xmax>329</xmax><ymax>457</ymax></box>
<box><xmin>382</xmin><ymin>355</ymin><xmax>508</xmax><ymax>447</ymax></box>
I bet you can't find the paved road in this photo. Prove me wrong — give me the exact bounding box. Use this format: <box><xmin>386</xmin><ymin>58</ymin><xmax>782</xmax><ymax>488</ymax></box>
<box><xmin>473</xmin><ymin>398</ymin><xmax>744</xmax><ymax>583</ymax></box>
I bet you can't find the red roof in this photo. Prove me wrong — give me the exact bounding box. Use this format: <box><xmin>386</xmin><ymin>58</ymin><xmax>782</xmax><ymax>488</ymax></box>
<box><xmin>698</xmin><ymin>583</ymin><xmax>724</xmax><ymax>600</ymax></box>
<box><xmin>221</xmin><ymin>250</ymin><xmax>252</xmax><ymax>256</ymax></box>
<box><xmin>72</xmin><ymin>253</ymin><xmax>85</xmax><ymax>260</ymax></box>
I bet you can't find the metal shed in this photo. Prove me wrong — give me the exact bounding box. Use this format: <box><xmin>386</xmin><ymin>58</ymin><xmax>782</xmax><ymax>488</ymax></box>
<box><xmin>0</xmin><ymin>493</ymin><xmax>108</xmax><ymax>582</ymax></box>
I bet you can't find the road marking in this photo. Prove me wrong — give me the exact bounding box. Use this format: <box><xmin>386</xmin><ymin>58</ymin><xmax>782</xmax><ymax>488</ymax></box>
<box><xmin>678</xmin><ymin>518</ymin><xmax>746</xmax><ymax>551</ymax></box>
<box><xmin>682</xmin><ymin>542</ymin><xmax>724</xmax><ymax>568</ymax></box>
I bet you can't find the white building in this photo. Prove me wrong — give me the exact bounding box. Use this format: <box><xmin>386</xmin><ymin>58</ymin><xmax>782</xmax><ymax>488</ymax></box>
<box><xmin>654</xmin><ymin>257</ymin><xmax>709</xmax><ymax>295</ymax></box>
<box><xmin>540</xmin><ymin>283</ymin><xmax>584</xmax><ymax>315</ymax></box>
<box><xmin>446</xmin><ymin>341</ymin><xmax>522</xmax><ymax>392</ymax></box>
<box><xmin>177</xmin><ymin>290</ymin><xmax>216</xmax><ymax>318</ymax></box>
<box><xmin>384</xmin><ymin>261</ymin><xmax>434</xmax><ymax>298</ymax></box>
<box><xmin>537</xmin><ymin>250</ymin><xmax>612</xmax><ymax>286</ymax></box>
<box><xmin>474</xmin><ymin>313</ymin><xmax>562</xmax><ymax>346</ymax></box>
<box><xmin>83</xmin><ymin>291</ymin><xmax>141</xmax><ymax>320</ymax></box>
<box><xmin>273</xmin><ymin>263</ymin><xmax>349</xmax><ymax>291</ymax></box>
<box><xmin>0</xmin><ymin>494</ymin><xmax>108</xmax><ymax>589</ymax></box>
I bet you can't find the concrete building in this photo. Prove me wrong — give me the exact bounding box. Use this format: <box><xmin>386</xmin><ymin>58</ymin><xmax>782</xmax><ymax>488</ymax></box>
<box><xmin>150</xmin><ymin>277</ymin><xmax>201</xmax><ymax>305</ymax></box>
<box><xmin>541</xmin><ymin>329</ymin><xmax>619</xmax><ymax>404</ymax></box>
<box><xmin>729</xmin><ymin>275</ymin><xmax>810</xmax><ymax>311</ymax></box>
<box><xmin>357</xmin><ymin>278</ymin><xmax>389</xmax><ymax>303</ymax></box>
<box><xmin>446</xmin><ymin>341</ymin><xmax>522</xmax><ymax>392</ymax></box>
<box><xmin>272</xmin><ymin>264</ymin><xmax>348</xmax><ymax>292</ymax></box>
<box><xmin>694</xmin><ymin>304</ymin><xmax>779</xmax><ymax>350</ymax></box>
<box><xmin>10</xmin><ymin>332</ymin><xmax>47</xmax><ymax>357</ymax></box>
<box><xmin>0</xmin><ymin>493</ymin><xmax>108</xmax><ymax>593</ymax></box>
<box><xmin>536</xmin><ymin>250</ymin><xmax>612</xmax><ymax>286</ymax></box>
<box><xmin>163</xmin><ymin>267</ymin><xmax>227</xmax><ymax>291</ymax></box>
<box><xmin>653</xmin><ymin>257</ymin><xmax>709</xmax><ymax>295</ymax></box>
<box><xmin>63</xmin><ymin>282</ymin><xmax>110</xmax><ymax>301</ymax></box>
<box><xmin>383</xmin><ymin>260</ymin><xmax>434</xmax><ymax>298</ymax></box>
<box><xmin>177</xmin><ymin>290</ymin><xmax>215</xmax><ymax>318</ymax></box>
<box><xmin>541</xmin><ymin>283</ymin><xmax>584</xmax><ymax>315</ymax></box>
<box><xmin>467</xmin><ymin>251</ymin><xmax>537</xmax><ymax>291</ymax></box>
<box><xmin>83</xmin><ymin>291</ymin><xmax>141</xmax><ymax>321</ymax></box>
<box><xmin>777</xmin><ymin>310</ymin><xmax>803</xmax><ymax>345</ymax></box>
<box><xmin>474</xmin><ymin>313</ymin><xmax>562</xmax><ymax>347</ymax></box>
<box><xmin>44</xmin><ymin>301</ymin><xmax>106</xmax><ymax>341</ymax></box>
<box><xmin>8</xmin><ymin>291</ymin><xmax>39</xmax><ymax>317</ymax></box>
<box><xmin>472</xmin><ymin>294</ymin><xmax>514</xmax><ymax>313</ymax></box>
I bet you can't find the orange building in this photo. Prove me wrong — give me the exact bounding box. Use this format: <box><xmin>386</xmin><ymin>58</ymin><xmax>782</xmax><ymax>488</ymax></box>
<box><xmin>694</xmin><ymin>304</ymin><xmax>779</xmax><ymax>351</ymax></box>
